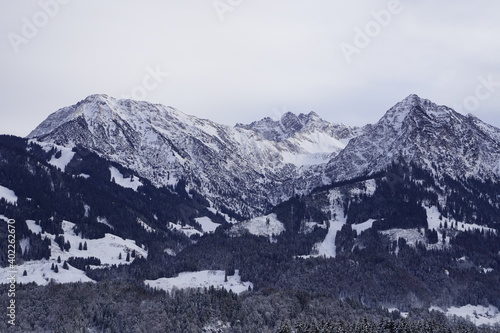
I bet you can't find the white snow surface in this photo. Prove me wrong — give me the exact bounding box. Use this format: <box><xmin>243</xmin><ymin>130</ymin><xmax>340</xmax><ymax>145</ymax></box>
<box><xmin>425</xmin><ymin>205</ymin><xmax>496</xmax><ymax>234</ymax></box>
<box><xmin>229</xmin><ymin>213</ymin><xmax>285</xmax><ymax>239</ymax></box>
<box><xmin>145</xmin><ymin>270</ymin><xmax>252</xmax><ymax>295</ymax></box>
<box><xmin>48</xmin><ymin>148</ymin><xmax>75</xmax><ymax>171</ymax></box>
<box><xmin>0</xmin><ymin>219</ymin><xmax>147</xmax><ymax>286</ymax></box>
<box><xmin>0</xmin><ymin>185</ymin><xmax>17</xmax><ymax>204</ymax></box>
<box><xmin>109</xmin><ymin>166</ymin><xmax>143</xmax><ymax>191</ymax></box>
<box><xmin>33</xmin><ymin>141</ymin><xmax>76</xmax><ymax>171</ymax></box>
<box><xmin>195</xmin><ymin>216</ymin><xmax>220</xmax><ymax>233</ymax></box>
<box><xmin>26</xmin><ymin>219</ymin><xmax>42</xmax><ymax>234</ymax></box>
<box><xmin>168</xmin><ymin>222</ymin><xmax>203</xmax><ymax>237</ymax></box>
<box><xmin>431</xmin><ymin>305</ymin><xmax>500</xmax><ymax>326</ymax></box>
<box><xmin>50</xmin><ymin>221</ymin><xmax>147</xmax><ymax>266</ymax></box>
<box><xmin>0</xmin><ymin>260</ymin><xmax>94</xmax><ymax>286</ymax></box>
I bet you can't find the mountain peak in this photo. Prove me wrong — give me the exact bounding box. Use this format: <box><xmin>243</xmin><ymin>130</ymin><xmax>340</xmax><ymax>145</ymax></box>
<box><xmin>379</xmin><ymin>94</ymin><xmax>459</xmax><ymax>132</ymax></box>
<box><xmin>83</xmin><ymin>94</ymin><xmax>111</xmax><ymax>102</ymax></box>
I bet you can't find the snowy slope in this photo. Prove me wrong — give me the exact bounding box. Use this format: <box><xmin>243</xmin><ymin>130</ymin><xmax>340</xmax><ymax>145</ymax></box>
<box><xmin>431</xmin><ymin>305</ymin><xmax>500</xmax><ymax>326</ymax></box>
<box><xmin>0</xmin><ymin>218</ymin><xmax>148</xmax><ymax>286</ymax></box>
<box><xmin>0</xmin><ymin>185</ymin><xmax>18</xmax><ymax>204</ymax></box>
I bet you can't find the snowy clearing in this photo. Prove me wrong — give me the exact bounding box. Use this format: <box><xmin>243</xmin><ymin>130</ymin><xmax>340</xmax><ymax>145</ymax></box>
<box><xmin>145</xmin><ymin>270</ymin><xmax>253</xmax><ymax>294</ymax></box>
<box><xmin>425</xmin><ymin>205</ymin><xmax>496</xmax><ymax>234</ymax></box>
<box><xmin>48</xmin><ymin>147</ymin><xmax>75</xmax><ymax>171</ymax></box>
<box><xmin>0</xmin><ymin>219</ymin><xmax>148</xmax><ymax>286</ymax></box>
<box><xmin>168</xmin><ymin>222</ymin><xmax>203</xmax><ymax>237</ymax></box>
<box><xmin>195</xmin><ymin>216</ymin><xmax>220</xmax><ymax>233</ymax></box>
<box><xmin>229</xmin><ymin>213</ymin><xmax>285</xmax><ymax>239</ymax></box>
<box><xmin>0</xmin><ymin>185</ymin><xmax>17</xmax><ymax>204</ymax></box>
<box><xmin>47</xmin><ymin>221</ymin><xmax>147</xmax><ymax>266</ymax></box>
<box><xmin>109</xmin><ymin>166</ymin><xmax>143</xmax><ymax>191</ymax></box>
<box><xmin>431</xmin><ymin>305</ymin><xmax>500</xmax><ymax>326</ymax></box>
<box><xmin>0</xmin><ymin>260</ymin><xmax>94</xmax><ymax>286</ymax></box>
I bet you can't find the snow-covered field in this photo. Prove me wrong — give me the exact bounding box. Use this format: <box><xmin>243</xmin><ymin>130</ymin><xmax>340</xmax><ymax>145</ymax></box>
<box><xmin>195</xmin><ymin>216</ymin><xmax>220</xmax><ymax>233</ymax></box>
<box><xmin>0</xmin><ymin>260</ymin><xmax>94</xmax><ymax>285</ymax></box>
<box><xmin>431</xmin><ymin>305</ymin><xmax>500</xmax><ymax>326</ymax></box>
<box><xmin>145</xmin><ymin>270</ymin><xmax>253</xmax><ymax>294</ymax></box>
<box><xmin>0</xmin><ymin>218</ymin><xmax>147</xmax><ymax>286</ymax></box>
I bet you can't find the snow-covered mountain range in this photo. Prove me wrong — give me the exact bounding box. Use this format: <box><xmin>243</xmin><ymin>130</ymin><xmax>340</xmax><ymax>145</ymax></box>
<box><xmin>28</xmin><ymin>94</ymin><xmax>500</xmax><ymax>218</ymax></box>
<box><xmin>2</xmin><ymin>93</ymin><xmax>500</xmax><ymax>331</ymax></box>
<box><xmin>28</xmin><ymin>94</ymin><xmax>359</xmax><ymax>216</ymax></box>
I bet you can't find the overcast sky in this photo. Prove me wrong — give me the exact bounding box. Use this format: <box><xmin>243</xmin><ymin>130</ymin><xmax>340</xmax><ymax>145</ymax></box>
<box><xmin>1</xmin><ymin>1</ymin><xmax>499</xmax><ymax>136</ymax></box>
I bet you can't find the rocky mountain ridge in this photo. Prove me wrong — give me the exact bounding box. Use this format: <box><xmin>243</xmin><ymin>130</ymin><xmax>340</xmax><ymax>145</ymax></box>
<box><xmin>27</xmin><ymin>94</ymin><xmax>500</xmax><ymax>218</ymax></box>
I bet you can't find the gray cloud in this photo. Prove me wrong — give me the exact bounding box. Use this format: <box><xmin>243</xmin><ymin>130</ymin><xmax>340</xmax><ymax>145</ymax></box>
<box><xmin>1</xmin><ymin>0</ymin><xmax>499</xmax><ymax>137</ymax></box>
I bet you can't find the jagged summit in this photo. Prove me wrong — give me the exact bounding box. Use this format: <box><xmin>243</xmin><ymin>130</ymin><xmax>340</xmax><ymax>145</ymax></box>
<box><xmin>26</xmin><ymin>93</ymin><xmax>500</xmax><ymax>217</ymax></box>
<box><xmin>325</xmin><ymin>94</ymin><xmax>500</xmax><ymax>182</ymax></box>
<box><xmin>236</xmin><ymin>110</ymin><xmax>358</xmax><ymax>143</ymax></box>
<box><xmin>28</xmin><ymin>94</ymin><xmax>187</xmax><ymax>139</ymax></box>
<box><xmin>380</xmin><ymin>94</ymin><xmax>474</xmax><ymax>132</ymax></box>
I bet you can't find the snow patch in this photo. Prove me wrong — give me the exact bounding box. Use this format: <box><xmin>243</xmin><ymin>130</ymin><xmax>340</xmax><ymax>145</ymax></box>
<box><xmin>109</xmin><ymin>166</ymin><xmax>143</xmax><ymax>191</ymax></box>
<box><xmin>145</xmin><ymin>270</ymin><xmax>253</xmax><ymax>295</ymax></box>
<box><xmin>0</xmin><ymin>185</ymin><xmax>18</xmax><ymax>204</ymax></box>
<box><xmin>97</xmin><ymin>216</ymin><xmax>114</xmax><ymax>229</ymax></box>
<box><xmin>168</xmin><ymin>222</ymin><xmax>203</xmax><ymax>237</ymax></box>
<box><xmin>229</xmin><ymin>214</ymin><xmax>285</xmax><ymax>239</ymax></box>
<box><xmin>425</xmin><ymin>205</ymin><xmax>496</xmax><ymax>235</ymax></box>
<box><xmin>431</xmin><ymin>304</ymin><xmax>500</xmax><ymax>326</ymax></box>
<box><xmin>0</xmin><ymin>260</ymin><xmax>94</xmax><ymax>286</ymax></box>
<box><xmin>352</xmin><ymin>219</ymin><xmax>376</xmax><ymax>234</ymax></box>
<box><xmin>26</xmin><ymin>220</ymin><xmax>42</xmax><ymax>234</ymax></box>
<box><xmin>47</xmin><ymin>147</ymin><xmax>75</xmax><ymax>171</ymax></box>
<box><xmin>312</xmin><ymin>190</ymin><xmax>346</xmax><ymax>258</ymax></box>
<box><xmin>195</xmin><ymin>216</ymin><xmax>220</xmax><ymax>233</ymax></box>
